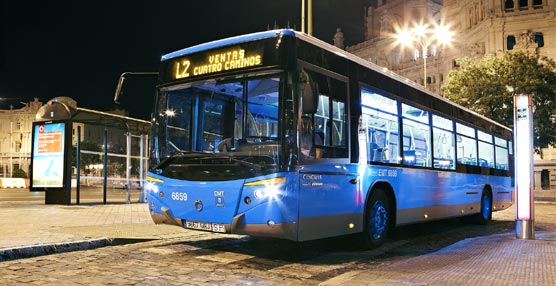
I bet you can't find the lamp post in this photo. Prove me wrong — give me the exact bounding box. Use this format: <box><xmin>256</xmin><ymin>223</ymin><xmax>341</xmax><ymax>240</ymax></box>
<box><xmin>301</xmin><ymin>0</ymin><xmax>313</xmax><ymax>35</ymax></box>
<box><xmin>396</xmin><ymin>22</ymin><xmax>453</xmax><ymax>88</ymax></box>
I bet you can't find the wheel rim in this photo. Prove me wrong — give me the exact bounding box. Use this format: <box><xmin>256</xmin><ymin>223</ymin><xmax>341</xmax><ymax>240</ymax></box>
<box><xmin>482</xmin><ymin>195</ymin><xmax>491</xmax><ymax>220</ymax></box>
<box><xmin>370</xmin><ymin>201</ymin><xmax>388</xmax><ymax>240</ymax></box>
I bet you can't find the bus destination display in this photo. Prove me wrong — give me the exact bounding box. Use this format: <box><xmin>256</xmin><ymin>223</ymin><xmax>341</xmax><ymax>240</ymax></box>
<box><xmin>174</xmin><ymin>47</ymin><xmax>263</xmax><ymax>80</ymax></box>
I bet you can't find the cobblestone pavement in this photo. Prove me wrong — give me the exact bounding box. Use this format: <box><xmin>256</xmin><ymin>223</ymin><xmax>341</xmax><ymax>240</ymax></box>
<box><xmin>0</xmin><ymin>203</ymin><xmax>554</xmax><ymax>286</ymax></box>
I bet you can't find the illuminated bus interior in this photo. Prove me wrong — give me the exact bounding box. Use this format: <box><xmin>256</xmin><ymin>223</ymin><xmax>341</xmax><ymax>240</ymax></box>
<box><xmin>360</xmin><ymin>87</ymin><xmax>510</xmax><ymax>171</ymax></box>
<box><xmin>152</xmin><ymin>75</ymin><xmax>283</xmax><ymax>181</ymax></box>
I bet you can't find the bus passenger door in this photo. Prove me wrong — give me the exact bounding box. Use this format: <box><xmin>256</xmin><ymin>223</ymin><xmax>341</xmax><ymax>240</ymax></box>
<box><xmin>296</xmin><ymin>70</ymin><xmax>356</xmax><ymax>241</ymax></box>
<box><xmin>297</xmin><ymin>166</ymin><xmax>359</xmax><ymax>241</ymax></box>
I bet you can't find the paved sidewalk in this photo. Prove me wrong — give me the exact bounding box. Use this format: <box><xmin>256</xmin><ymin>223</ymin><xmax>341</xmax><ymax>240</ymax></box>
<box><xmin>324</xmin><ymin>232</ymin><xmax>556</xmax><ymax>286</ymax></box>
<box><xmin>0</xmin><ymin>192</ymin><xmax>555</xmax><ymax>286</ymax></box>
<box><xmin>0</xmin><ymin>201</ymin><xmax>188</xmax><ymax>261</ymax></box>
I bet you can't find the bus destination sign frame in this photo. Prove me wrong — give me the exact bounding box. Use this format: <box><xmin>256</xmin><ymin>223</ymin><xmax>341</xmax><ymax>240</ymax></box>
<box><xmin>165</xmin><ymin>43</ymin><xmax>265</xmax><ymax>83</ymax></box>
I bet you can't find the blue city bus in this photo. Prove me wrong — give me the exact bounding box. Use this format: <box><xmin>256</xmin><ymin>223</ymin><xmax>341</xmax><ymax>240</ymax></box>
<box><xmin>146</xmin><ymin>29</ymin><xmax>513</xmax><ymax>247</ymax></box>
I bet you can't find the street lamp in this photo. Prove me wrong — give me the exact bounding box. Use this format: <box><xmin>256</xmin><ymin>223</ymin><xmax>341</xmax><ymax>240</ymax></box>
<box><xmin>395</xmin><ymin>22</ymin><xmax>453</xmax><ymax>88</ymax></box>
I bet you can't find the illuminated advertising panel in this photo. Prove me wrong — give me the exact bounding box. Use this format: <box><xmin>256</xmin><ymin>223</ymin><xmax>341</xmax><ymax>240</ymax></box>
<box><xmin>31</xmin><ymin>121</ymin><xmax>67</xmax><ymax>189</ymax></box>
<box><xmin>514</xmin><ymin>93</ymin><xmax>534</xmax><ymax>239</ymax></box>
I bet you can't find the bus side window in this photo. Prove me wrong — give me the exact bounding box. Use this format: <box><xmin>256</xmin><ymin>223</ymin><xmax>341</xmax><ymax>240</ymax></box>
<box><xmin>402</xmin><ymin>103</ymin><xmax>431</xmax><ymax>167</ymax></box>
<box><xmin>360</xmin><ymin>88</ymin><xmax>399</xmax><ymax>164</ymax></box>
<box><xmin>456</xmin><ymin>123</ymin><xmax>478</xmax><ymax>166</ymax></box>
<box><xmin>307</xmin><ymin>70</ymin><xmax>348</xmax><ymax>159</ymax></box>
<box><xmin>432</xmin><ymin>115</ymin><xmax>455</xmax><ymax>170</ymax></box>
<box><xmin>494</xmin><ymin>137</ymin><xmax>509</xmax><ymax>170</ymax></box>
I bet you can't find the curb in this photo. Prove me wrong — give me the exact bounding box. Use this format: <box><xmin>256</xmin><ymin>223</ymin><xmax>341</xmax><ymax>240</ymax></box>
<box><xmin>0</xmin><ymin>238</ymin><xmax>111</xmax><ymax>262</ymax></box>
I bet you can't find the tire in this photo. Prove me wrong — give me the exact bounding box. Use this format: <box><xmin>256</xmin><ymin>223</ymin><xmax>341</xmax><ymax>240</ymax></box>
<box><xmin>473</xmin><ymin>191</ymin><xmax>492</xmax><ymax>225</ymax></box>
<box><xmin>362</xmin><ymin>189</ymin><xmax>390</xmax><ymax>248</ymax></box>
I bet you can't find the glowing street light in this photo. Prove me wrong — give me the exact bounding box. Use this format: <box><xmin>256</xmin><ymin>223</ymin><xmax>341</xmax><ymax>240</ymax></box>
<box><xmin>395</xmin><ymin>21</ymin><xmax>453</xmax><ymax>88</ymax></box>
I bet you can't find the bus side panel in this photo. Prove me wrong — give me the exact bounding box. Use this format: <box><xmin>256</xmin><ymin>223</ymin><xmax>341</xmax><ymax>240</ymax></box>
<box><xmin>357</xmin><ymin>166</ymin><xmax>512</xmax><ymax>226</ymax></box>
<box><xmin>489</xmin><ymin>175</ymin><xmax>513</xmax><ymax>211</ymax></box>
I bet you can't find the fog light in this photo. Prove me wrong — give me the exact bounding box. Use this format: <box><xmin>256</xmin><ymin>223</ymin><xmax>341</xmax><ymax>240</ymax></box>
<box><xmin>159</xmin><ymin>191</ymin><xmax>164</xmax><ymax>198</ymax></box>
<box><xmin>244</xmin><ymin>196</ymin><xmax>252</xmax><ymax>205</ymax></box>
<box><xmin>267</xmin><ymin>220</ymin><xmax>275</xmax><ymax>225</ymax></box>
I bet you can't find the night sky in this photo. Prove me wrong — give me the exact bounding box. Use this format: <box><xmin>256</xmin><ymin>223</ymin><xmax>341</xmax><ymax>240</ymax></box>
<box><xmin>0</xmin><ymin>0</ymin><xmax>368</xmax><ymax>119</ymax></box>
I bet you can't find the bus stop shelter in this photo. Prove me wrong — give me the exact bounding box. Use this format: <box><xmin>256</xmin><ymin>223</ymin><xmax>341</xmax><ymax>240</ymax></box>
<box><xmin>31</xmin><ymin>97</ymin><xmax>151</xmax><ymax>205</ymax></box>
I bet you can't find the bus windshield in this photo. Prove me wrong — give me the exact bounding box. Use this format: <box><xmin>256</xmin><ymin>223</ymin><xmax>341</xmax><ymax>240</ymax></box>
<box><xmin>151</xmin><ymin>74</ymin><xmax>283</xmax><ymax>181</ymax></box>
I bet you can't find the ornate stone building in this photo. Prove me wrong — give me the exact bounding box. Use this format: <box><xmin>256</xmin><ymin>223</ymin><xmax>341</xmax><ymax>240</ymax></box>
<box><xmin>348</xmin><ymin>0</ymin><xmax>556</xmax><ymax>191</ymax></box>
<box><xmin>0</xmin><ymin>98</ymin><xmax>42</xmax><ymax>177</ymax></box>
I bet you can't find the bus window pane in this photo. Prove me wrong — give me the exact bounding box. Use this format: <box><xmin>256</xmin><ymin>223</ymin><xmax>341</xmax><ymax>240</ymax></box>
<box><xmin>478</xmin><ymin>141</ymin><xmax>494</xmax><ymax>168</ymax></box>
<box><xmin>457</xmin><ymin>135</ymin><xmax>478</xmax><ymax>165</ymax></box>
<box><xmin>361</xmin><ymin>89</ymin><xmax>398</xmax><ymax>115</ymax></box>
<box><xmin>247</xmin><ymin>78</ymin><xmax>279</xmax><ymax>139</ymax></box>
<box><xmin>478</xmin><ymin>130</ymin><xmax>493</xmax><ymax>143</ymax></box>
<box><xmin>495</xmin><ymin>136</ymin><xmax>507</xmax><ymax>147</ymax></box>
<box><xmin>432</xmin><ymin>114</ymin><xmax>453</xmax><ymax>131</ymax></box>
<box><xmin>331</xmin><ymin>100</ymin><xmax>346</xmax><ymax>146</ymax></box>
<box><xmin>433</xmin><ymin>127</ymin><xmax>455</xmax><ymax>169</ymax></box>
<box><xmin>310</xmin><ymin>74</ymin><xmax>348</xmax><ymax>159</ymax></box>
<box><xmin>166</xmin><ymin>94</ymin><xmax>192</xmax><ymax>151</ymax></box>
<box><xmin>403</xmin><ymin>119</ymin><xmax>431</xmax><ymax>167</ymax></box>
<box><xmin>495</xmin><ymin>146</ymin><xmax>509</xmax><ymax>170</ymax></box>
<box><xmin>315</xmin><ymin>95</ymin><xmax>329</xmax><ymax>146</ymax></box>
<box><xmin>402</xmin><ymin>104</ymin><xmax>429</xmax><ymax>124</ymax></box>
<box><xmin>456</xmin><ymin>123</ymin><xmax>475</xmax><ymax>138</ymax></box>
<box><xmin>202</xmin><ymin>101</ymin><xmax>224</xmax><ymax>152</ymax></box>
<box><xmin>362</xmin><ymin>107</ymin><xmax>399</xmax><ymax>164</ymax></box>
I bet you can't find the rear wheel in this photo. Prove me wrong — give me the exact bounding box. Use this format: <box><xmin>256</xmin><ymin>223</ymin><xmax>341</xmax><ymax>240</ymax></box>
<box><xmin>473</xmin><ymin>191</ymin><xmax>492</xmax><ymax>225</ymax></box>
<box><xmin>363</xmin><ymin>189</ymin><xmax>390</xmax><ymax>248</ymax></box>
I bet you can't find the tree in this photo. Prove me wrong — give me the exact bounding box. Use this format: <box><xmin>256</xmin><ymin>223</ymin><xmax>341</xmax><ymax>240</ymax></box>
<box><xmin>442</xmin><ymin>50</ymin><xmax>556</xmax><ymax>152</ymax></box>
<box><xmin>12</xmin><ymin>169</ymin><xmax>27</xmax><ymax>178</ymax></box>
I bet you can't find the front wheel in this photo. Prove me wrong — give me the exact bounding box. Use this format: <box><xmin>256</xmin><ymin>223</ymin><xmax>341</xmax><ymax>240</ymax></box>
<box><xmin>362</xmin><ymin>189</ymin><xmax>390</xmax><ymax>248</ymax></box>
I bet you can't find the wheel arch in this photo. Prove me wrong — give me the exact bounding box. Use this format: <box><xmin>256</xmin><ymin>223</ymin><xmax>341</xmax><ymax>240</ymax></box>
<box><xmin>483</xmin><ymin>184</ymin><xmax>493</xmax><ymax>202</ymax></box>
<box><xmin>365</xmin><ymin>181</ymin><xmax>397</xmax><ymax>228</ymax></box>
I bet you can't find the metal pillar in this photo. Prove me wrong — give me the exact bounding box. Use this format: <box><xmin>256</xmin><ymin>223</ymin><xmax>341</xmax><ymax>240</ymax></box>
<box><xmin>126</xmin><ymin>132</ymin><xmax>131</xmax><ymax>204</ymax></box>
<box><xmin>103</xmin><ymin>129</ymin><xmax>108</xmax><ymax>204</ymax></box>
<box><xmin>76</xmin><ymin>126</ymin><xmax>81</xmax><ymax>205</ymax></box>
<box><xmin>139</xmin><ymin>134</ymin><xmax>146</xmax><ymax>203</ymax></box>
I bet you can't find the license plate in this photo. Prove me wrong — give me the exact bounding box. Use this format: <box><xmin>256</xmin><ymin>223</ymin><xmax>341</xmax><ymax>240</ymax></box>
<box><xmin>186</xmin><ymin>220</ymin><xmax>226</xmax><ymax>233</ymax></box>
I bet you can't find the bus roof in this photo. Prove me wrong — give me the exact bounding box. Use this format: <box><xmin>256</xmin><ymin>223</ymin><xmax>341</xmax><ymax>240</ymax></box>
<box><xmin>161</xmin><ymin>29</ymin><xmax>511</xmax><ymax>133</ymax></box>
<box><xmin>161</xmin><ymin>30</ymin><xmax>296</xmax><ymax>61</ymax></box>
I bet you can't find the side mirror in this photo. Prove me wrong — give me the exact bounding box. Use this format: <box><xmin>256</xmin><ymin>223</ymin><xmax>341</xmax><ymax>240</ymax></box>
<box><xmin>300</xmin><ymin>71</ymin><xmax>319</xmax><ymax>114</ymax></box>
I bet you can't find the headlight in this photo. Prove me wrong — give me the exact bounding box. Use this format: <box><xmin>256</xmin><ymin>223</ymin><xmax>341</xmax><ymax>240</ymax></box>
<box><xmin>145</xmin><ymin>181</ymin><xmax>159</xmax><ymax>194</ymax></box>
<box><xmin>146</xmin><ymin>176</ymin><xmax>163</xmax><ymax>194</ymax></box>
<box><xmin>244</xmin><ymin>177</ymin><xmax>286</xmax><ymax>200</ymax></box>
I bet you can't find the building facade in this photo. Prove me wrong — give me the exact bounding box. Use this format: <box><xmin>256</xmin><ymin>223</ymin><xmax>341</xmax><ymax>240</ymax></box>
<box><xmin>348</xmin><ymin>0</ymin><xmax>556</xmax><ymax>190</ymax></box>
<box><xmin>0</xmin><ymin>98</ymin><xmax>42</xmax><ymax>177</ymax></box>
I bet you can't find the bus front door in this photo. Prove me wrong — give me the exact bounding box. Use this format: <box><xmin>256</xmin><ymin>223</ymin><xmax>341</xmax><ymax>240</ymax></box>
<box><xmin>297</xmin><ymin>166</ymin><xmax>360</xmax><ymax>241</ymax></box>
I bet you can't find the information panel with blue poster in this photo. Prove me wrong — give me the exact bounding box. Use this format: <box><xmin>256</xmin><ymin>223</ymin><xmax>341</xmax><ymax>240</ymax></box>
<box><xmin>30</xmin><ymin>121</ymin><xmax>69</xmax><ymax>190</ymax></box>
